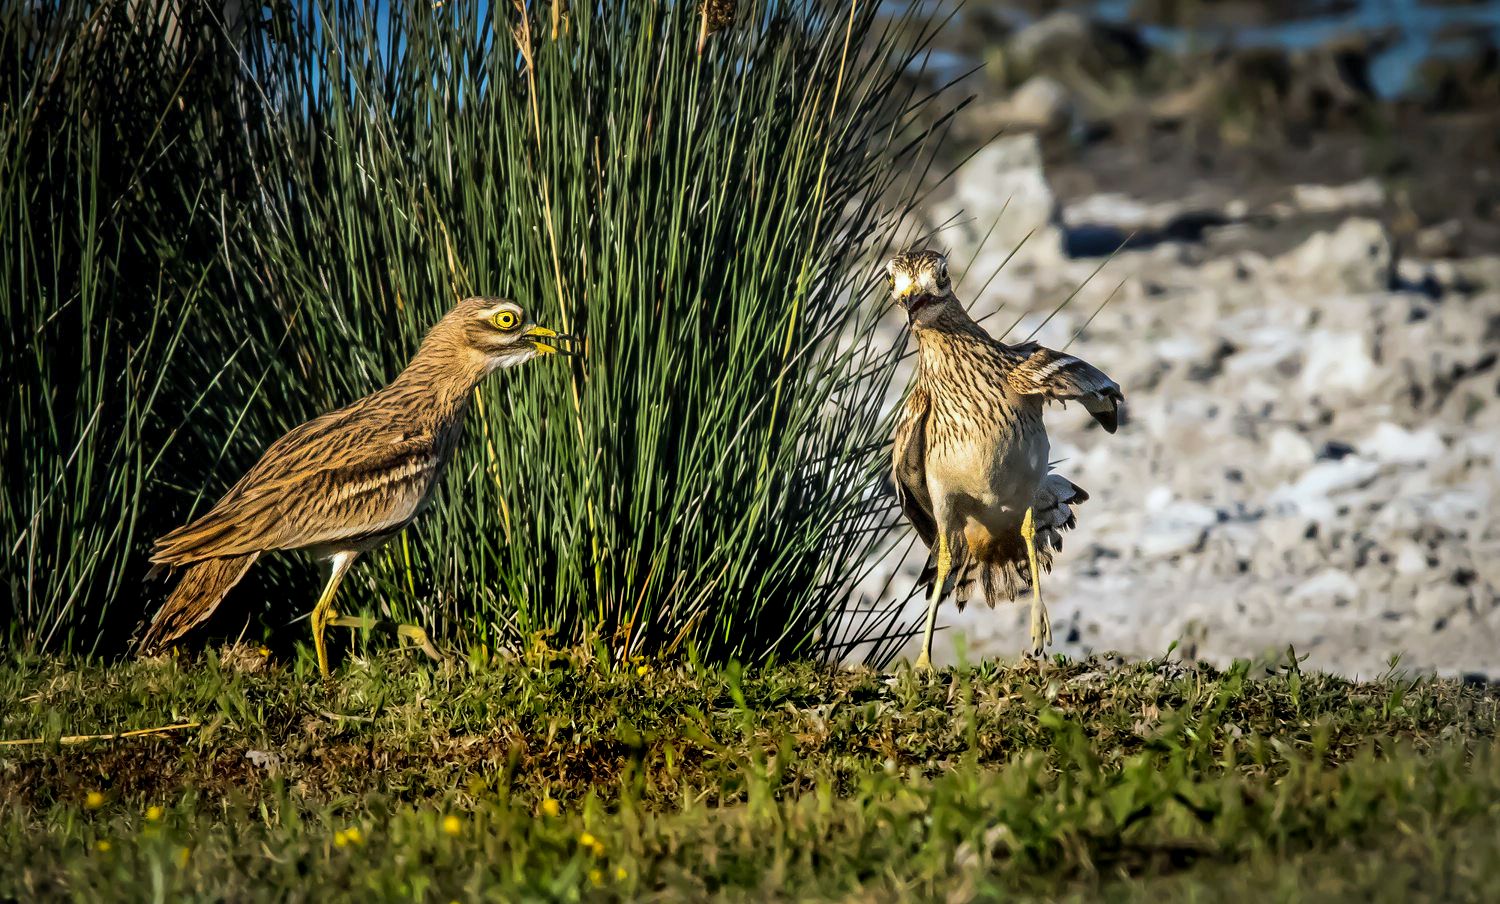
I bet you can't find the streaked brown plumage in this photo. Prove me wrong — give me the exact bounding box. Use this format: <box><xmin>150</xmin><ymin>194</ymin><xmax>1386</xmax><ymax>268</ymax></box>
<box><xmin>886</xmin><ymin>250</ymin><xmax>1123</xmax><ymax>667</ymax></box>
<box><xmin>140</xmin><ymin>297</ymin><xmax>577</xmax><ymax>676</ymax></box>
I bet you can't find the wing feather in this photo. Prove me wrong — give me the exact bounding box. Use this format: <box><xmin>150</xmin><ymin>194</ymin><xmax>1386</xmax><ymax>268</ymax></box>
<box><xmin>1007</xmin><ymin>342</ymin><xmax>1124</xmax><ymax>433</ymax></box>
<box><xmin>151</xmin><ymin>394</ymin><xmax>446</xmax><ymax>564</ymax></box>
<box><xmin>892</xmin><ymin>382</ymin><xmax>936</xmax><ymax>551</ymax></box>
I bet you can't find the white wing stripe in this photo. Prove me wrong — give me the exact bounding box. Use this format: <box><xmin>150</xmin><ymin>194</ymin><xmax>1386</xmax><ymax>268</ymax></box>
<box><xmin>1032</xmin><ymin>355</ymin><xmax>1078</xmax><ymax>382</ymax></box>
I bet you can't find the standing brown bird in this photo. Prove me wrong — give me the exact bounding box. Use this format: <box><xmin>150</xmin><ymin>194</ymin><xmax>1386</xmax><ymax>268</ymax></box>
<box><xmin>140</xmin><ymin>297</ymin><xmax>576</xmax><ymax>676</ymax></box>
<box><xmin>886</xmin><ymin>250</ymin><xmax>1123</xmax><ymax>668</ymax></box>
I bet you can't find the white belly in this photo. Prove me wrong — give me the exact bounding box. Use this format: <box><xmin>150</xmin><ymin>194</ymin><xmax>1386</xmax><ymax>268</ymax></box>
<box><xmin>926</xmin><ymin>430</ymin><xmax>1047</xmax><ymax>520</ymax></box>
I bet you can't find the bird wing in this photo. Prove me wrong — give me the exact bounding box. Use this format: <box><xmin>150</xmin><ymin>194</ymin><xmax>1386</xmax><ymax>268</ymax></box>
<box><xmin>1006</xmin><ymin>342</ymin><xmax>1124</xmax><ymax>433</ymax></box>
<box><xmin>891</xmin><ymin>381</ymin><xmax>937</xmax><ymax>550</ymax></box>
<box><xmin>151</xmin><ymin>399</ymin><xmax>445</xmax><ymax>564</ymax></box>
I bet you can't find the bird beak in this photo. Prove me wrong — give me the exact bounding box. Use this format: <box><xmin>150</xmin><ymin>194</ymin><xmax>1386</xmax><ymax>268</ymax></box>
<box><xmin>523</xmin><ymin>325</ymin><xmax>582</xmax><ymax>357</ymax></box>
<box><xmin>894</xmin><ymin>286</ymin><xmax>926</xmax><ymax>324</ymax></box>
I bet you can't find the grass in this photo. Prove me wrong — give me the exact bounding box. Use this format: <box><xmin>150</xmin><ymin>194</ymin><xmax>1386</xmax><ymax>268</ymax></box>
<box><xmin>2</xmin><ymin>648</ymin><xmax>1497</xmax><ymax>900</ymax></box>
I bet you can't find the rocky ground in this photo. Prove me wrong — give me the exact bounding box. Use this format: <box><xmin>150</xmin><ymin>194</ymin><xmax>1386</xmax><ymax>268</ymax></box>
<box><xmin>859</xmin><ymin>3</ymin><xmax>1500</xmax><ymax>679</ymax></box>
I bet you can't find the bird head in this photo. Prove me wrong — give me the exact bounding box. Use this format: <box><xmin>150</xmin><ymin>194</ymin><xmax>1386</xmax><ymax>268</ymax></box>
<box><xmin>452</xmin><ymin>297</ymin><xmax>580</xmax><ymax>372</ymax></box>
<box><xmin>884</xmin><ymin>249</ymin><xmax>956</xmax><ymax>327</ymax></box>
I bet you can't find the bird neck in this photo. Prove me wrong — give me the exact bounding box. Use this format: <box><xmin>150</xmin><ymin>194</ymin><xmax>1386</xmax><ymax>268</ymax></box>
<box><xmin>389</xmin><ymin>329</ymin><xmax>492</xmax><ymax>411</ymax></box>
<box><xmin>913</xmin><ymin>300</ymin><xmax>993</xmax><ymax>366</ymax></box>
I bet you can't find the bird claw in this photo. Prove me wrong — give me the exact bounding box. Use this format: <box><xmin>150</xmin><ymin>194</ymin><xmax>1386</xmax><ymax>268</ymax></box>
<box><xmin>395</xmin><ymin>624</ymin><xmax>446</xmax><ymax>664</ymax></box>
<box><xmin>1027</xmin><ymin>603</ymin><xmax>1053</xmax><ymax>659</ymax></box>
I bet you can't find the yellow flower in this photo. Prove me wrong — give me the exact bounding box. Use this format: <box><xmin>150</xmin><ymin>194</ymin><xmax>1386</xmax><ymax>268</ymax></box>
<box><xmin>442</xmin><ymin>815</ymin><xmax>462</xmax><ymax>836</ymax></box>
<box><xmin>579</xmin><ymin>832</ymin><xmax>606</xmax><ymax>856</ymax></box>
<box><xmin>84</xmin><ymin>791</ymin><xmax>105</xmax><ymax>810</ymax></box>
<box><xmin>334</xmin><ymin>826</ymin><xmax>362</xmax><ymax>848</ymax></box>
<box><xmin>258</xmin><ymin>646</ymin><xmax>271</xmax><ymax>657</ymax></box>
<box><xmin>145</xmin><ymin>805</ymin><xmax>164</xmax><ymax>822</ymax></box>
<box><xmin>94</xmin><ymin>840</ymin><xmax>111</xmax><ymax>853</ymax></box>
<box><xmin>635</xmin><ymin>664</ymin><xmax>650</xmax><ymax>678</ymax></box>
<box><xmin>615</xmin><ymin>867</ymin><xmax>628</xmax><ymax>881</ymax></box>
<box><xmin>588</xmin><ymin>868</ymin><xmax>603</xmax><ymax>887</ymax></box>
<box><xmin>540</xmin><ymin>797</ymin><xmax>560</xmax><ymax>817</ymax></box>
<box><xmin>178</xmin><ymin>847</ymin><xmax>192</xmax><ymax>868</ymax></box>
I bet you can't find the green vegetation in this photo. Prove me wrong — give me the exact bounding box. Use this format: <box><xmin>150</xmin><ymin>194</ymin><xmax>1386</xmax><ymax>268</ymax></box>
<box><xmin>3</xmin><ymin>649</ymin><xmax>1496</xmax><ymax>900</ymax></box>
<box><xmin>4</xmin><ymin>0</ymin><xmax>959</xmax><ymax>660</ymax></box>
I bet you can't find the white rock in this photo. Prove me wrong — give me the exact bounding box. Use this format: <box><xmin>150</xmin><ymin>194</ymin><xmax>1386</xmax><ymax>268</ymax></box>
<box><xmin>1009</xmin><ymin>12</ymin><xmax>1090</xmax><ymax>65</ymax></box>
<box><xmin>1064</xmin><ymin>192</ymin><xmax>1157</xmax><ymax>229</ymax></box>
<box><xmin>1276</xmin><ymin>218</ymin><xmax>1393</xmax><ymax>294</ymax></box>
<box><xmin>1361</xmin><ymin>423</ymin><xmax>1446</xmax><ymax>466</ymax></box>
<box><xmin>1414</xmin><ymin>219</ymin><xmax>1463</xmax><ymax>258</ymax></box>
<box><xmin>1159</xmin><ymin>501</ymin><xmax>1220</xmax><ymax>530</ymax></box>
<box><xmin>1267</xmin><ymin>428</ymin><xmax>1316</xmax><ymax>472</ymax></box>
<box><xmin>1139</xmin><ymin>525</ymin><xmax>1207</xmax><ymax>558</ymax></box>
<box><xmin>1413</xmin><ymin>584</ymin><xmax>1469</xmax><ymax>623</ymax></box>
<box><xmin>1394</xmin><ymin>543</ymin><xmax>1429</xmax><ymax>576</ymax></box>
<box><xmin>1300</xmin><ymin>331</ymin><xmax>1377</xmax><ymax>396</ymax></box>
<box><xmin>245</xmin><ymin>750</ymin><xmax>282</xmax><ymax>772</ymax></box>
<box><xmin>1002</xmin><ymin>75</ymin><xmax>1072</xmax><ymax>132</ymax></box>
<box><xmin>1224</xmin><ymin>344</ymin><xmax>1299</xmax><ymax>377</ymax></box>
<box><xmin>1273</xmin><ymin>457</ymin><xmax>1381</xmax><ymax>507</ymax></box>
<box><xmin>1289</xmin><ymin>569</ymin><xmax>1362</xmax><ymax>604</ymax></box>
<box><xmin>1426</xmin><ymin>488</ymin><xmax>1489</xmax><ymax>524</ymax></box>
<box><xmin>1292</xmin><ymin>179</ymin><xmax>1385</xmax><ymax>214</ymax></box>
<box><xmin>1153</xmin><ymin>336</ymin><xmax>1209</xmax><ymax>362</ymax></box>
<box><xmin>931</xmin><ymin>133</ymin><xmax>1060</xmax><ymax>269</ymax></box>
<box><xmin>1061</xmin><ymin>192</ymin><xmax>1208</xmax><ymax>232</ymax></box>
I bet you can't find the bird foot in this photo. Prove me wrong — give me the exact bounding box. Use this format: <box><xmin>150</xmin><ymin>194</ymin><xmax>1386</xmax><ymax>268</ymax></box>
<box><xmin>395</xmin><ymin>624</ymin><xmax>447</xmax><ymax>664</ymax></box>
<box><xmin>913</xmin><ymin>652</ymin><xmax>933</xmax><ymax>672</ymax></box>
<box><xmin>327</xmin><ymin>614</ymin><xmax>447</xmax><ymax>665</ymax></box>
<box><xmin>1027</xmin><ymin>599</ymin><xmax>1053</xmax><ymax>658</ymax></box>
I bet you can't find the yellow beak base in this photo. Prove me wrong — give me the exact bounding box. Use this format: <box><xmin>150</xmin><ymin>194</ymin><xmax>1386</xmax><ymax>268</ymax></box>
<box><xmin>524</xmin><ymin>325</ymin><xmax>560</xmax><ymax>355</ymax></box>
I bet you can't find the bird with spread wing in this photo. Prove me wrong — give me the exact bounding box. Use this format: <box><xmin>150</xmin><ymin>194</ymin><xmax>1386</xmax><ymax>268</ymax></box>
<box><xmin>886</xmin><ymin>250</ymin><xmax>1123</xmax><ymax>668</ymax></box>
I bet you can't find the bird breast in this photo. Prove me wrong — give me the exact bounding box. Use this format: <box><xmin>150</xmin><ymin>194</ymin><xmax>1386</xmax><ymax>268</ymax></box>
<box><xmin>920</xmin><ymin>337</ymin><xmax>1047</xmax><ymax>514</ymax></box>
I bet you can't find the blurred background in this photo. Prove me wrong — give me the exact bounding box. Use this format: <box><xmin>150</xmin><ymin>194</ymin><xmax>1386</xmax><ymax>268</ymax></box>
<box><xmin>867</xmin><ymin>0</ymin><xmax>1500</xmax><ymax>677</ymax></box>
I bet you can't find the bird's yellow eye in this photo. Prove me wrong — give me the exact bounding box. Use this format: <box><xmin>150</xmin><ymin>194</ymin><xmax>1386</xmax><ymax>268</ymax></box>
<box><xmin>490</xmin><ymin>310</ymin><xmax>519</xmax><ymax>330</ymax></box>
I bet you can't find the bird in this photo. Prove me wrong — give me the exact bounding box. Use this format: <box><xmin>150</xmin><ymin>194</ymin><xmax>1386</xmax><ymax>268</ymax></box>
<box><xmin>885</xmin><ymin>249</ymin><xmax>1123</xmax><ymax>668</ymax></box>
<box><xmin>139</xmin><ymin>297</ymin><xmax>578</xmax><ymax>677</ymax></box>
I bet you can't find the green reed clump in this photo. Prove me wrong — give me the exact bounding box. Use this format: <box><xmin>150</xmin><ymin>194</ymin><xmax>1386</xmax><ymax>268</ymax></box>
<box><xmin>4</xmin><ymin>0</ymin><xmax>960</xmax><ymax>663</ymax></box>
<box><xmin>1</xmin><ymin>1</ymin><xmax>252</xmax><ymax>651</ymax></box>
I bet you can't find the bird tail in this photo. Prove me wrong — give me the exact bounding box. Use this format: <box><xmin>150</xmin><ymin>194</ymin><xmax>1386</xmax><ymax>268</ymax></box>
<box><xmin>138</xmin><ymin>553</ymin><xmax>259</xmax><ymax>654</ymax></box>
<box><xmin>917</xmin><ymin>475</ymin><xmax>1088</xmax><ymax>609</ymax></box>
<box><xmin>923</xmin><ymin>538</ymin><xmax>1050</xmax><ymax>611</ymax></box>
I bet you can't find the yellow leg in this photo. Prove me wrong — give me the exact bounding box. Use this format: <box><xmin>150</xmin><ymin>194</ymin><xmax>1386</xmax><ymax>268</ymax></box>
<box><xmin>1021</xmin><ymin>508</ymin><xmax>1051</xmax><ymax>657</ymax></box>
<box><xmin>915</xmin><ymin>533</ymin><xmax>951</xmax><ymax>671</ymax></box>
<box><xmin>309</xmin><ymin>552</ymin><xmax>356</xmax><ymax>679</ymax></box>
